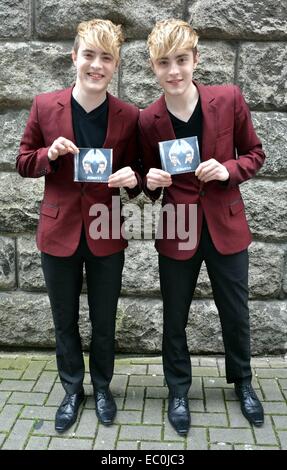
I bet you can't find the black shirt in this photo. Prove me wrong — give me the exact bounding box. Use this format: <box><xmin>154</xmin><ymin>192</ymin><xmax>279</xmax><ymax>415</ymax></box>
<box><xmin>71</xmin><ymin>95</ymin><xmax>108</xmax><ymax>148</ymax></box>
<box><xmin>168</xmin><ymin>97</ymin><xmax>203</xmax><ymax>159</ymax></box>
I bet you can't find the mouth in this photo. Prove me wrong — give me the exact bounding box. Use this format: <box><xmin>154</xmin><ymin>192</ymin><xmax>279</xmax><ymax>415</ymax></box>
<box><xmin>87</xmin><ymin>72</ymin><xmax>104</xmax><ymax>80</ymax></box>
<box><xmin>167</xmin><ymin>79</ymin><xmax>183</xmax><ymax>85</ymax></box>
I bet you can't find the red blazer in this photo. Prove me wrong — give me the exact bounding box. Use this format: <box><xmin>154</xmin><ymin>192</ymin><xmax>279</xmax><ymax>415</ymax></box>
<box><xmin>139</xmin><ymin>83</ymin><xmax>265</xmax><ymax>260</ymax></box>
<box><xmin>17</xmin><ymin>87</ymin><xmax>141</xmax><ymax>257</ymax></box>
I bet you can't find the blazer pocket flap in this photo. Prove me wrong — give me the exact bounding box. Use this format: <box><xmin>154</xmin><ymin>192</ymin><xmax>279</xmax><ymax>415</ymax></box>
<box><xmin>229</xmin><ymin>199</ymin><xmax>244</xmax><ymax>215</ymax></box>
<box><xmin>40</xmin><ymin>204</ymin><xmax>59</xmax><ymax>218</ymax></box>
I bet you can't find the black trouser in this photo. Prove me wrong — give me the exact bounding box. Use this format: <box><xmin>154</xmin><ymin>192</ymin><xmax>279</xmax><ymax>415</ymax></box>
<box><xmin>41</xmin><ymin>230</ymin><xmax>124</xmax><ymax>395</ymax></box>
<box><xmin>159</xmin><ymin>219</ymin><xmax>252</xmax><ymax>397</ymax></box>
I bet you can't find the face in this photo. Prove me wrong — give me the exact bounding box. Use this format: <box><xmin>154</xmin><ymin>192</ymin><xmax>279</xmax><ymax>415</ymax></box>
<box><xmin>185</xmin><ymin>152</ymin><xmax>193</xmax><ymax>163</ymax></box>
<box><xmin>151</xmin><ymin>48</ymin><xmax>198</xmax><ymax>98</ymax></box>
<box><xmin>83</xmin><ymin>162</ymin><xmax>92</xmax><ymax>173</ymax></box>
<box><xmin>72</xmin><ymin>41</ymin><xmax>118</xmax><ymax>96</ymax></box>
<box><xmin>170</xmin><ymin>154</ymin><xmax>178</xmax><ymax>166</ymax></box>
<box><xmin>98</xmin><ymin>162</ymin><xmax>106</xmax><ymax>173</ymax></box>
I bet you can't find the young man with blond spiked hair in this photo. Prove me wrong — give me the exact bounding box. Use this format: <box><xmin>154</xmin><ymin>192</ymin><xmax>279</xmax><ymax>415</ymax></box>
<box><xmin>17</xmin><ymin>19</ymin><xmax>141</xmax><ymax>433</ymax></box>
<box><xmin>139</xmin><ymin>19</ymin><xmax>265</xmax><ymax>435</ymax></box>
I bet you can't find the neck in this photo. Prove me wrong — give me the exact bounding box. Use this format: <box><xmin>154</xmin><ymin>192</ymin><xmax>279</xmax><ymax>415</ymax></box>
<box><xmin>165</xmin><ymin>82</ymin><xmax>198</xmax><ymax>121</ymax></box>
<box><xmin>72</xmin><ymin>84</ymin><xmax>107</xmax><ymax>112</ymax></box>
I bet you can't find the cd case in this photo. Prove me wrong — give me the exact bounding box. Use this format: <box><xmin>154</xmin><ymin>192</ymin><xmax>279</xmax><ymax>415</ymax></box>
<box><xmin>159</xmin><ymin>136</ymin><xmax>200</xmax><ymax>175</ymax></box>
<box><xmin>74</xmin><ymin>148</ymin><xmax>113</xmax><ymax>183</ymax></box>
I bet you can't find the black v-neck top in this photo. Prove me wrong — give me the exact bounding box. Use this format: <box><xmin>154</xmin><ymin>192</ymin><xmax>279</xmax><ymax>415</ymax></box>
<box><xmin>168</xmin><ymin>98</ymin><xmax>203</xmax><ymax>159</ymax></box>
<box><xmin>71</xmin><ymin>95</ymin><xmax>108</xmax><ymax>148</ymax></box>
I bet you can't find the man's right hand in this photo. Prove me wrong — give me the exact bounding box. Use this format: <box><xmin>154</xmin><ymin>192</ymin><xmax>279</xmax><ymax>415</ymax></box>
<box><xmin>146</xmin><ymin>168</ymin><xmax>172</xmax><ymax>191</ymax></box>
<box><xmin>48</xmin><ymin>137</ymin><xmax>79</xmax><ymax>161</ymax></box>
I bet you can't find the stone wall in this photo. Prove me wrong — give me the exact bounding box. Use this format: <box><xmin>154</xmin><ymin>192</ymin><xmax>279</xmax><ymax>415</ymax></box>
<box><xmin>0</xmin><ymin>0</ymin><xmax>286</xmax><ymax>354</ymax></box>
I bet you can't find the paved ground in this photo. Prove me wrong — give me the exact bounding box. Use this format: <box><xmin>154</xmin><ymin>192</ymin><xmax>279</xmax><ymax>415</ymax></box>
<box><xmin>0</xmin><ymin>352</ymin><xmax>286</xmax><ymax>450</ymax></box>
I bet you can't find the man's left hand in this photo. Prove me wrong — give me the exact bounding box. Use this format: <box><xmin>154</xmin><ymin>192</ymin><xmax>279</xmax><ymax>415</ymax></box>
<box><xmin>195</xmin><ymin>158</ymin><xmax>229</xmax><ymax>183</ymax></box>
<box><xmin>108</xmin><ymin>166</ymin><xmax>138</xmax><ymax>189</ymax></box>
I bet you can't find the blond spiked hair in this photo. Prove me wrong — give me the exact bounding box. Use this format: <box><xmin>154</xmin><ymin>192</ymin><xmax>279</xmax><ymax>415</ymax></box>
<box><xmin>73</xmin><ymin>19</ymin><xmax>124</xmax><ymax>61</ymax></box>
<box><xmin>147</xmin><ymin>19</ymin><xmax>199</xmax><ymax>61</ymax></box>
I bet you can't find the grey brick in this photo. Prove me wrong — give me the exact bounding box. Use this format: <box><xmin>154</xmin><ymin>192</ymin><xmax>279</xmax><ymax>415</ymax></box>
<box><xmin>253</xmin><ymin>415</ymin><xmax>278</xmax><ymax>445</ymax></box>
<box><xmin>189</xmin><ymin>377</ymin><xmax>204</xmax><ymax>400</ymax></box>
<box><xmin>124</xmin><ymin>386</ymin><xmax>145</xmax><ymax>410</ymax></box>
<box><xmin>251</xmin><ymin>358</ymin><xmax>271</xmax><ymax>368</ymax></box>
<box><xmin>205</xmin><ymin>388</ymin><xmax>226</xmax><ymax>413</ymax></box>
<box><xmin>130</xmin><ymin>375</ymin><xmax>164</xmax><ymax>387</ymax></box>
<box><xmin>279</xmin><ymin>379</ymin><xmax>287</xmax><ymax>390</ymax></box>
<box><xmin>49</xmin><ymin>437</ymin><xmax>93</xmax><ymax>450</ymax></box>
<box><xmin>234</xmin><ymin>444</ymin><xmax>280</xmax><ymax>450</ymax></box>
<box><xmin>44</xmin><ymin>358</ymin><xmax>58</xmax><ymax>371</ymax></box>
<box><xmin>189</xmin><ymin>399</ymin><xmax>205</xmax><ymax>413</ymax></box>
<box><xmin>186</xmin><ymin>427</ymin><xmax>208</xmax><ymax>450</ymax></box>
<box><xmin>272</xmin><ymin>415</ymin><xmax>287</xmax><ymax>429</ymax></box>
<box><xmin>0</xmin><ymin>358</ymin><xmax>14</xmax><ymax>369</ymax></box>
<box><xmin>0</xmin><ymin>391</ymin><xmax>10</xmax><ymax>409</ymax></box>
<box><xmin>255</xmin><ymin>369</ymin><xmax>287</xmax><ymax>379</ymax></box>
<box><xmin>148</xmin><ymin>364</ymin><xmax>164</xmax><ymax>375</ymax></box>
<box><xmin>268</xmin><ymin>358</ymin><xmax>287</xmax><ymax>368</ymax></box>
<box><xmin>143</xmin><ymin>398</ymin><xmax>163</xmax><ymax>425</ymax></box>
<box><xmin>33</xmin><ymin>371</ymin><xmax>57</xmax><ymax>393</ymax></box>
<box><xmin>21</xmin><ymin>405</ymin><xmax>56</xmax><ymax>420</ymax></box>
<box><xmin>94</xmin><ymin>424</ymin><xmax>119</xmax><ymax>450</ymax></box>
<box><xmin>203</xmin><ymin>377</ymin><xmax>233</xmax><ymax>388</ymax></box>
<box><xmin>0</xmin><ymin>380</ymin><xmax>33</xmax><ymax>392</ymax></box>
<box><xmin>210</xmin><ymin>443</ymin><xmax>233</xmax><ymax>450</ymax></box>
<box><xmin>226</xmin><ymin>401</ymin><xmax>251</xmax><ymax>428</ymax></box>
<box><xmin>163</xmin><ymin>416</ymin><xmax>186</xmax><ymax>442</ymax></box>
<box><xmin>278</xmin><ymin>431</ymin><xmax>287</xmax><ymax>449</ymax></box>
<box><xmin>8</xmin><ymin>392</ymin><xmax>47</xmax><ymax>406</ymax></box>
<box><xmin>0</xmin><ymin>369</ymin><xmax>23</xmax><ymax>379</ymax></box>
<box><xmin>146</xmin><ymin>387</ymin><xmax>168</xmax><ymax>398</ymax></box>
<box><xmin>114</xmin><ymin>364</ymin><xmax>147</xmax><ymax>375</ymax></box>
<box><xmin>116</xmin><ymin>441</ymin><xmax>138</xmax><ymax>450</ymax></box>
<box><xmin>263</xmin><ymin>402</ymin><xmax>287</xmax><ymax>414</ymax></box>
<box><xmin>141</xmin><ymin>441</ymin><xmax>185</xmax><ymax>450</ymax></box>
<box><xmin>192</xmin><ymin>412</ymin><xmax>228</xmax><ymax>427</ymax></box>
<box><xmin>0</xmin><ymin>404</ymin><xmax>22</xmax><ymax>432</ymax></box>
<box><xmin>0</xmin><ymin>433</ymin><xmax>6</xmax><ymax>447</ymax></box>
<box><xmin>110</xmin><ymin>375</ymin><xmax>128</xmax><ymax>397</ymax></box>
<box><xmin>11</xmin><ymin>357</ymin><xmax>31</xmax><ymax>370</ymax></box>
<box><xmin>193</xmin><ymin>367</ymin><xmax>219</xmax><ymax>377</ymax></box>
<box><xmin>25</xmin><ymin>436</ymin><xmax>50</xmax><ymax>450</ymax></box>
<box><xmin>210</xmin><ymin>428</ymin><xmax>254</xmax><ymax>445</ymax></box>
<box><xmin>199</xmin><ymin>357</ymin><xmax>218</xmax><ymax>367</ymax></box>
<box><xmin>74</xmin><ymin>409</ymin><xmax>97</xmax><ymax>437</ymax></box>
<box><xmin>130</xmin><ymin>357</ymin><xmax>162</xmax><ymax>365</ymax></box>
<box><xmin>116</xmin><ymin>410</ymin><xmax>142</xmax><ymax>425</ymax></box>
<box><xmin>31</xmin><ymin>420</ymin><xmax>58</xmax><ymax>436</ymax></box>
<box><xmin>22</xmin><ymin>361</ymin><xmax>46</xmax><ymax>380</ymax></box>
<box><xmin>2</xmin><ymin>419</ymin><xmax>34</xmax><ymax>450</ymax></box>
<box><xmin>260</xmin><ymin>379</ymin><xmax>284</xmax><ymax>401</ymax></box>
<box><xmin>120</xmin><ymin>425</ymin><xmax>161</xmax><ymax>441</ymax></box>
<box><xmin>45</xmin><ymin>382</ymin><xmax>63</xmax><ymax>406</ymax></box>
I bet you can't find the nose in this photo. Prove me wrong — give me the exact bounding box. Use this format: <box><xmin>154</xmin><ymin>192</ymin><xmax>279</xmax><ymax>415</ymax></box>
<box><xmin>91</xmin><ymin>55</ymin><xmax>102</xmax><ymax>69</ymax></box>
<box><xmin>169</xmin><ymin>61</ymin><xmax>179</xmax><ymax>76</ymax></box>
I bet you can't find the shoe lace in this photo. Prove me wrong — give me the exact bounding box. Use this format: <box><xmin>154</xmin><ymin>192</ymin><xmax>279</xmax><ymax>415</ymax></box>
<box><xmin>240</xmin><ymin>384</ymin><xmax>257</xmax><ymax>400</ymax></box>
<box><xmin>174</xmin><ymin>397</ymin><xmax>188</xmax><ymax>409</ymax></box>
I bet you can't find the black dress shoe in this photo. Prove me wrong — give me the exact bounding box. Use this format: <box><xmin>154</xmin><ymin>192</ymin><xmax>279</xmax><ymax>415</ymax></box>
<box><xmin>95</xmin><ymin>389</ymin><xmax>117</xmax><ymax>426</ymax></box>
<box><xmin>55</xmin><ymin>389</ymin><xmax>84</xmax><ymax>433</ymax></box>
<box><xmin>235</xmin><ymin>383</ymin><xmax>264</xmax><ymax>427</ymax></box>
<box><xmin>168</xmin><ymin>396</ymin><xmax>190</xmax><ymax>436</ymax></box>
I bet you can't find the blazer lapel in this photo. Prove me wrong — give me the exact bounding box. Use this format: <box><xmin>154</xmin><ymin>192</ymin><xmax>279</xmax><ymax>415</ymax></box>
<box><xmin>196</xmin><ymin>82</ymin><xmax>217</xmax><ymax>161</ymax></box>
<box><xmin>56</xmin><ymin>86</ymin><xmax>76</xmax><ymax>143</ymax></box>
<box><xmin>104</xmin><ymin>93</ymin><xmax>124</xmax><ymax>149</ymax></box>
<box><xmin>153</xmin><ymin>95</ymin><xmax>176</xmax><ymax>142</ymax></box>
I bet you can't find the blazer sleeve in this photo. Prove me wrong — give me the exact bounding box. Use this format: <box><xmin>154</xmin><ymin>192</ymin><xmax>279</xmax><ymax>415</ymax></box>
<box><xmin>16</xmin><ymin>96</ymin><xmax>58</xmax><ymax>178</ymax></box>
<box><xmin>138</xmin><ymin>117</ymin><xmax>162</xmax><ymax>202</ymax></box>
<box><xmin>223</xmin><ymin>86</ymin><xmax>265</xmax><ymax>187</ymax></box>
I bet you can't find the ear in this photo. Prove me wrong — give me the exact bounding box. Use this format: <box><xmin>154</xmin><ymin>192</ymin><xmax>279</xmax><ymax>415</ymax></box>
<box><xmin>193</xmin><ymin>52</ymin><xmax>199</xmax><ymax>70</ymax></box>
<box><xmin>71</xmin><ymin>49</ymin><xmax>77</xmax><ymax>66</ymax></box>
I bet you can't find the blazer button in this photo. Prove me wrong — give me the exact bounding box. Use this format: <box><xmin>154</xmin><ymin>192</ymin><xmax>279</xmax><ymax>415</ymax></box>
<box><xmin>199</xmin><ymin>190</ymin><xmax>205</xmax><ymax>196</ymax></box>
